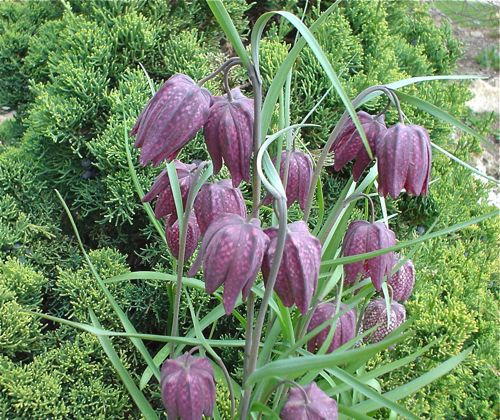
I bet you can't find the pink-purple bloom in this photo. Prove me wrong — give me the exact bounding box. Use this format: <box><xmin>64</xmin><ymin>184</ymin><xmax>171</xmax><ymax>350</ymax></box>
<box><xmin>276</xmin><ymin>151</ymin><xmax>314</xmax><ymax>210</ymax></box>
<box><xmin>160</xmin><ymin>352</ymin><xmax>216</xmax><ymax>420</ymax></box>
<box><xmin>204</xmin><ymin>88</ymin><xmax>254</xmax><ymax>187</ymax></box>
<box><xmin>193</xmin><ymin>179</ymin><xmax>246</xmax><ymax>235</ymax></box>
<box><xmin>388</xmin><ymin>255</ymin><xmax>415</xmax><ymax>302</ymax></box>
<box><xmin>132</xmin><ymin>74</ymin><xmax>212</xmax><ymax>166</ymax></box>
<box><xmin>331</xmin><ymin>111</ymin><xmax>387</xmax><ymax>181</ymax></box>
<box><xmin>342</xmin><ymin>220</ymin><xmax>396</xmax><ymax>291</ymax></box>
<box><xmin>281</xmin><ymin>382</ymin><xmax>338</xmax><ymax>420</ymax></box>
<box><xmin>377</xmin><ymin>123</ymin><xmax>432</xmax><ymax>198</ymax></box>
<box><xmin>194</xmin><ymin>214</ymin><xmax>269</xmax><ymax>314</ymax></box>
<box><xmin>165</xmin><ymin>212</ymin><xmax>201</xmax><ymax>260</ymax></box>
<box><xmin>307</xmin><ymin>303</ymin><xmax>357</xmax><ymax>354</ymax></box>
<box><xmin>361</xmin><ymin>298</ymin><xmax>406</xmax><ymax>343</ymax></box>
<box><xmin>262</xmin><ymin>221</ymin><xmax>321</xmax><ymax>314</ymax></box>
<box><xmin>142</xmin><ymin>160</ymin><xmax>199</xmax><ymax>220</ymax></box>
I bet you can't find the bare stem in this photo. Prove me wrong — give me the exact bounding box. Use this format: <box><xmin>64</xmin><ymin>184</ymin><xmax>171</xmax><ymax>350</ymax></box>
<box><xmin>249</xmin><ymin>66</ymin><xmax>263</xmax><ymax>216</ymax></box>
<box><xmin>222</xmin><ymin>59</ymin><xmax>242</xmax><ymax>101</ymax></box>
<box><xmin>170</xmin><ymin>162</ymin><xmax>209</xmax><ymax>355</ymax></box>
<box><xmin>240</xmin><ymin>197</ymin><xmax>288</xmax><ymax>419</ymax></box>
<box><xmin>197</xmin><ymin>57</ymin><xmax>241</xmax><ymax>86</ymax></box>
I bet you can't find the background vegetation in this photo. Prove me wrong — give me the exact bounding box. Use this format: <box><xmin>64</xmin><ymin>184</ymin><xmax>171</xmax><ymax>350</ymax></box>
<box><xmin>0</xmin><ymin>0</ymin><xmax>497</xmax><ymax>418</ymax></box>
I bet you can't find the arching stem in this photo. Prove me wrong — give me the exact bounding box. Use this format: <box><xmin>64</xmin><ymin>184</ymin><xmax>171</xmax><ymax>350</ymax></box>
<box><xmin>197</xmin><ymin>57</ymin><xmax>241</xmax><ymax>86</ymax></box>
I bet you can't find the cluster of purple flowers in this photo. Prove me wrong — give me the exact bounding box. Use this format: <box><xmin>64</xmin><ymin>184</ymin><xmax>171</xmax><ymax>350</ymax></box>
<box><xmin>132</xmin><ymin>73</ymin><xmax>427</xmax><ymax>419</ymax></box>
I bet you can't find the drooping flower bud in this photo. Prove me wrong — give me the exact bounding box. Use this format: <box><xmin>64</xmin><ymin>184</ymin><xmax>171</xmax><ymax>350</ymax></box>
<box><xmin>376</xmin><ymin>123</ymin><xmax>432</xmax><ymax>198</ymax></box>
<box><xmin>204</xmin><ymin>88</ymin><xmax>254</xmax><ymax>187</ymax></box>
<box><xmin>165</xmin><ymin>212</ymin><xmax>201</xmax><ymax>260</ymax></box>
<box><xmin>342</xmin><ymin>220</ymin><xmax>396</xmax><ymax>291</ymax></box>
<box><xmin>276</xmin><ymin>151</ymin><xmax>314</xmax><ymax>210</ymax></box>
<box><xmin>142</xmin><ymin>160</ymin><xmax>199</xmax><ymax>220</ymax></box>
<box><xmin>160</xmin><ymin>352</ymin><xmax>216</xmax><ymax>420</ymax></box>
<box><xmin>361</xmin><ymin>298</ymin><xmax>406</xmax><ymax>343</ymax></box>
<box><xmin>195</xmin><ymin>214</ymin><xmax>269</xmax><ymax>314</ymax></box>
<box><xmin>262</xmin><ymin>221</ymin><xmax>321</xmax><ymax>314</ymax></box>
<box><xmin>132</xmin><ymin>74</ymin><xmax>212</xmax><ymax>166</ymax></box>
<box><xmin>193</xmin><ymin>180</ymin><xmax>246</xmax><ymax>235</ymax></box>
<box><xmin>331</xmin><ymin>111</ymin><xmax>387</xmax><ymax>181</ymax></box>
<box><xmin>387</xmin><ymin>255</ymin><xmax>415</xmax><ymax>302</ymax></box>
<box><xmin>281</xmin><ymin>382</ymin><xmax>338</xmax><ymax>420</ymax></box>
<box><xmin>307</xmin><ymin>303</ymin><xmax>356</xmax><ymax>354</ymax></box>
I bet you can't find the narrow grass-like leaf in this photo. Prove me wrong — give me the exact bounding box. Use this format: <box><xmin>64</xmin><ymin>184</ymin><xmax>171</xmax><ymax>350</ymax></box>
<box><xmin>394</xmin><ymin>89</ymin><xmax>488</xmax><ymax>143</ymax></box>
<box><xmin>321</xmin><ymin>211</ymin><xmax>498</xmax><ymax>267</ymax></box>
<box><xmin>329</xmin><ymin>366</ymin><xmax>418</xmax><ymax>420</ymax></box>
<box><xmin>206</xmin><ymin>1</ymin><xmax>251</xmax><ymax>68</ymax></box>
<box><xmin>431</xmin><ymin>141</ymin><xmax>499</xmax><ymax>184</ymax></box>
<box><xmin>338</xmin><ymin>403</ymin><xmax>373</xmax><ymax>420</ymax></box>
<box><xmin>123</xmin><ymin>124</ymin><xmax>167</xmax><ymax>246</ymax></box>
<box><xmin>55</xmin><ymin>190</ymin><xmax>161</xmax><ymax>381</ymax></box>
<box><xmin>89</xmin><ymin>310</ymin><xmax>159</xmax><ymax>420</ymax></box>
<box><xmin>353</xmin><ymin>347</ymin><xmax>473</xmax><ymax>413</ymax></box>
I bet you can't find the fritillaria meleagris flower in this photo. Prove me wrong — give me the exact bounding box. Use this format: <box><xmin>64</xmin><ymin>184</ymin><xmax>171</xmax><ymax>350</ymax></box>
<box><xmin>204</xmin><ymin>88</ymin><xmax>254</xmax><ymax>187</ymax></box>
<box><xmin>262</xmin><ymin>221</ymin><xmax>321</xmax><ymax>314</ymax></box>
<box><xmin>165</xmin><ymin>212</ymin><xmax>201</xmax><ymax>260</ymax></box>
<box><xmin>361</xmin><ymin>298</ymin><xmax>406</xmax><ymax>343</ymax></box>
<box><xmin>278</xmin><ymin>151</ymin><xmax>314</xmax><ymax>210</ymax></box>
<box><xmin>331</xmin><ymin>111</ymin><xmax>387</xmax><ymax>181</ymax></box>
<box><xmin>193</xmin><ymin>179</ymin><xmax>246</xmax><ymax>235</ymax></box>
<box><xmin>342</xmin><ymin>220</ymin><xmax>396</xmax><ymax>291</ymax></box>
<box><xmin>132</xmin><ymin>74</ymin><xmax>212</xmax><ymax>166</ymax></box>
<box><xmin>194</xmin><ymin>214</ymin><xmax>269</xmax><ymax>314</ymax></box>
<box><xmin>281</xmin><ymin>382</ymin><xmax>338</xmax><ymax>420</ymax></box>
<box><xmin>160</xmin><ymin>352</ymin><xmax>216</xmax><ymax>420</ymax></box>
<box><xmin>387</xmin><ymin>255</ymin><xmax>415</xmax><ymax>302</ymax></box>
<box><xmin>376</xmin><ymin>123</ymin><xmax>432</xmax><ymax>198</ymax></box>
<box><xmin>307</xmin><ymin>303</ymin><xmax>356</xmax><ymax>354</ymax></box>
<box><xmin>142</xmin><ymin>160</ymin><xmax>199</xmax><ymax>220</ymax></box>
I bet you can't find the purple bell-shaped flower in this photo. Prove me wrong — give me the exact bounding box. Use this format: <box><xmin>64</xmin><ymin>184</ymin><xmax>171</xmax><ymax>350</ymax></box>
<box><xmin>165</xmin><ymin>212</ymin><xmax>201</xmax><ymax>260</ymax></box>
<box><xmin>376</xmin><ymin>123</ymin><xmax>432</xmax><ymax>198</ymax></box>
<box><xmin>193</xmin><ymin>179</ymin><xmax>246</xmax><ymax>235</ymax></box>
<box><xmin>132</xmin><ymin>74</ymin><xmax>212</xmax><ymax>166</ymax></box>
<box><xmin>307</xmin><ymin>303</ymin><xmax>356</xmax><ymax>354</ymax></box>
<box><xmin>387</xmin><ymin>255</ymin><xmax>415</xmax><ymax>302</ymax></box>
<box><xmin>262</xmin><ymin>221</ymin><xmax>321</xmax><ymax>314</ymax></box>
<box><xmin>331</xmin><ymin>111</ymin><xmax>387</xmax><ymax>181</ymax></box>
<box><xmin>361</xmin><ymin>298</ymin><xmax>406</xmax><ymax>343</ymax></box>
<box><xmin>142</xmin><ymin>160</ymin><xmax>199</xmax><ymax>220</ymax></box>
<box><xmin>160</xmin><ymin>352</ymin><xmax>216</xmax><ymax>420</ymax></box>
<box><xmin>204</xmin><ymin>88</ymin><xmax>254</xmax><ymax>187</ymax></box>
<box><xmin>342</xmin><ymin>220</ymin><xmax>396</xmax><ymax>291</ymax></box>
<box><xmin>281</xmin><ymin>382</ymin><xmax>338</xmax><ymax>420</ymax></box>
<box><xmin>194</xmin><ymin>214</ymin><xmax>269</xmax><ymax>314</ymax></box>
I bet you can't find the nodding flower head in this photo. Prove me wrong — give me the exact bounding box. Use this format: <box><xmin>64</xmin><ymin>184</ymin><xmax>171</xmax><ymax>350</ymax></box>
<box><xmin>281</xmin><ymin>382</ymin><xmax>338</xmax><ymax>420</ymax></box>
<box><xmin>262</xmin><ymin>221</ymin><xmax>321</xmax><ymax>314</ymax></box>
<box><xmin>193</xmin><ymin>180</ymin><xmax>246</xmax><ymax>235</ymax></box>
<box><xmin>132</xmin><ymin>74</ymin><xmax>211</xmax><ymax>166</ymax></box>
<box><xmin>331</xmin><ymin>111</ymin><xmax>387</xmax><ymax>181</ymax></box>
<box><xmin>388</xmin><ymin>255</ymin><xmax>415</xmax><ymax>302</ymax></box>
<box><xmin>193</xmin><ymin>214</ymin><xmax>269</xmax><ymax>314</ymax></box>
<box><xmin>307</xmin><ymin>303</ymin><xmax>357</xmax><ymax>354</ymax></box>
<box><xmin>342</xmin><ymin>220</ymin><xmax>396</xmax><ymax>291</ymax></box>
<box><xmin>376</xmin><ymin>123</ymin><xmax>432</xmax><ymax>198</ymax></box>
<box><xmin>165</xmin><ymin>211</ymin><xmax>201</xmax><ymax>260</ymax></box>
<box><xmin>361</xmin><ymin>298</ymin><xmax>406</xmax><ymax>343</ymax></box>
<box><xmin>160</xmin><ymin>352</ymin><xmax>216</xmax><ymax>420</ymax></box>
<box><xmin>142</xmin><ymin>160</ymin><xmax>200</xmax><ymax>220</ymax></box>
<box><xmin>204</xmin><ymin>88</ymin><xmax>254</xmax><ymax>187</ymax></box>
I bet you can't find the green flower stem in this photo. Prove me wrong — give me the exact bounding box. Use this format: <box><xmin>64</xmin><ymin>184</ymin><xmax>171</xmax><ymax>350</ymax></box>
<box><xmin>249</xmin><ymin>65</ymin><xmax>263</xmax><ymax>216</ymax></box>
<box><xmin>240</xmin><ymin>197</ymin><xmax>288</xmax><ymax>419</ymax></box>
<box><xmin>303</xmin><ymin>85</ymin><xmax>396</xmax><ymax>221</ymax></box>
<box><xmin>170</xmin><ymin>162</ymin><xmax>209</xmax><ymax>354</ymax></box>
<box><xmin>243</xmin><ymin>292</ymin><xmax>254</xmax><ymax>379</ymax></box>
<box><xmin>197</xmin><ymin>57</ymin><xmax>241</xmax><ymax>86</ymax></box>
<box><xmin>222</xmin><ymin>59</ymin><xmax>242</xmax><ymax>101</ymax></box>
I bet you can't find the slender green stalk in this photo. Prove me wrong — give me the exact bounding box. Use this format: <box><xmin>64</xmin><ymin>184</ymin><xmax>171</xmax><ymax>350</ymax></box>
<box><xmin>249</xmin><ymin>65</ymin><xmax>263</xmax><ymax>215</ymax></box>
<box><xmin>240</xmin><ymin>198</ymin><xmax>288</xmax><ymax>419</ymax></box>
<box><xmin>243</xmin><ymin>292</ymin><xmax>254</xmax><ymax>379</ymax></box>
<box><xmin>170</xmin><ymin>162</ymin><xmax>209</xmax><ymax>353</ymax></box>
